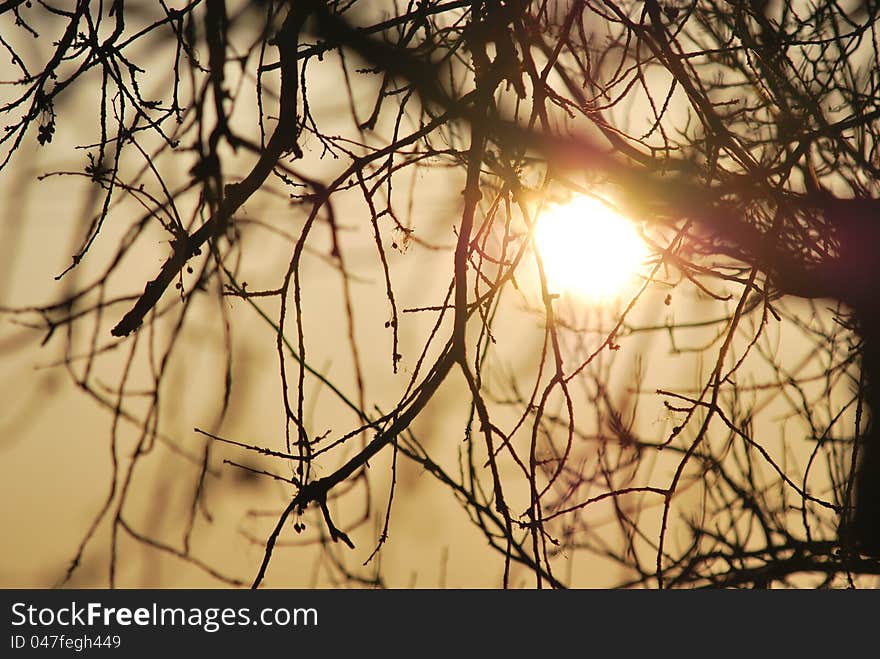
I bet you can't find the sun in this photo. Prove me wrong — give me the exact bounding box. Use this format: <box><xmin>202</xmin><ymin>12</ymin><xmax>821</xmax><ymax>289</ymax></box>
<box><xmin>533</xmin><ymin>195</ymin><xmax>648</xmax><ymax>303</ymax></box>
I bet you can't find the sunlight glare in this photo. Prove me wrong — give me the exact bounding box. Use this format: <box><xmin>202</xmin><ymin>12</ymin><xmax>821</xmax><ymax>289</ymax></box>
<box><xmin>534</xmin><ymin>195</ymin><xmax>648</xmax><ymax>303</ymax></box>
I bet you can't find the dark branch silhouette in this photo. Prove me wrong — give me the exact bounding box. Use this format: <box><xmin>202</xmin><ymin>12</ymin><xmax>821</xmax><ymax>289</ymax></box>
<box><xmin>2</xmin><ymin>0</ymin><xmax>880</xmax><ymax>588</ymax></box>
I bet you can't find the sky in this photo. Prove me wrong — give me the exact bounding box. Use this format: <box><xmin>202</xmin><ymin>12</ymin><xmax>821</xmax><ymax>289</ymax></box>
<box><xmin>0</xmin><ymin>0</ymin><xmax>870</xmax><ymax>588</ymax></box>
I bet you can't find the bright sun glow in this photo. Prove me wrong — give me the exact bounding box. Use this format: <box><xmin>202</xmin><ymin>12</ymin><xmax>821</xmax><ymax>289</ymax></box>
<box><xmin>534</xmin><ymin>195</ymin><xmax>649</xmax><ymax>303</ymax></box>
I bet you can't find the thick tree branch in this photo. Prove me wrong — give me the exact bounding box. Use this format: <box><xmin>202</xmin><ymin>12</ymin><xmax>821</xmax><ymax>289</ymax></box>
<box><xmin>110</xmin><ymin>1</ymin><xmax>317</xmax><ymax>337</ymax></box>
